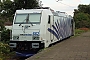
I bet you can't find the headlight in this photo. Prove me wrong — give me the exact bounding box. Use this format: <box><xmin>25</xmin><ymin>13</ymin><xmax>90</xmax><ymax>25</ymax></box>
<box><xmin>32</xmin><ymin>36</ymin><xmax>39</xmax><ymax>40</ymax></box>
<box><xmin>13</xmin><ymin>36</ymin><xmax>19</xmax><ymax>40</ymax></box>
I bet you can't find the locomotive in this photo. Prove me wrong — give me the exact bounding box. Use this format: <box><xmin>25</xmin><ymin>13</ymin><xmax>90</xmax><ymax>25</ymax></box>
<box><xmin>9</xmin><ymin>7</ymin><xmax>75</xmax><ymax>57</ymax></box>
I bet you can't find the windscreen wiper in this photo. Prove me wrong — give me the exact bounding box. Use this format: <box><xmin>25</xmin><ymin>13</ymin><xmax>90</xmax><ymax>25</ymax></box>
<box><xmin>26</xmin><ymin>14</ymin><xmax>33</xmax><ymax>26</ymax></box>
<box><xmin>19</xmin><ymin>19</ymin><xmax>26</xmax><ymax>26</ymax></box>
<box><xmin>19</xmin><ymin>14</ymin><xmax>33</xmax><ymax>26</ymax></box>
<box><xmin>19</xmin><ymin>14</ymin><xmax>28</xmax><ymax>26</ymax></box>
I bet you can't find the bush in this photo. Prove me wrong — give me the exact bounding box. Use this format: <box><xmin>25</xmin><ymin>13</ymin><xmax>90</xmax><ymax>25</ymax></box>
<box><xmin>0</xmin><ymin>42</ymin><xmax>10</xmax><ymax>60</ymax></box>
<box><xmin>1</xmin><ymin>29</ymin><xmax>11</xmax><ymax>43</ymax></box>
<box><xmin>74</xmin><ymin>8</ymin><xmax>90</xmax><ymax>28</ymax></box>
<box><xmin>0</xmin><ymin>42</ymin><xmax>16</xmax><ymax>60</ymax></box>
<box><xmin>0</xmin><ymin>42</ymin><xmax>10</xmax><ymax>54</ymax></box>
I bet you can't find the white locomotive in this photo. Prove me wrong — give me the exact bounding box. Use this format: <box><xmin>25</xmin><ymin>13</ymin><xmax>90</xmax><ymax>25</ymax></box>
<box><xmin>9</xmin><ymin>7</ymin><xmax>75</xmax><ymax>57</ymax></box>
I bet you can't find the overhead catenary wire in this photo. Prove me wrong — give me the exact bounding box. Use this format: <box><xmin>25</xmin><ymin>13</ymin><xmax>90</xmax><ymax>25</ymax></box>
<box><xmin>56</xmin><ymin>0</ymin><xmax>75</xmax><ymax>16</ymax></box>
<box><xmin>56</xmin><ymin>0</ymin><xmax>82</xmax><ymax>8</ymax></box>
<box><xmin>55</xmin><ymin>0</ymin><xmax>82</xmax><ymax>16</ymax></box>
<box><xmin>56</xmin><ymin>0</ymin><xmax>62</xmax><ymax>2</ymax></box>
<box><xmin>56</xmin><ymin>1</ymin><xmax>75</xmax><ymax>8</ymax></box>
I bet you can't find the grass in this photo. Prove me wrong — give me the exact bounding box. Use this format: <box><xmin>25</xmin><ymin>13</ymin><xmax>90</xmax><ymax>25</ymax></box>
<box><xmin>75</xmin><ymin>29</ymin><xmax>85</xmax><ymax>36</ymax></box>
<box><xmin>75</xmin><ymin>28</ymin><xmax>90</xmax><ymax>36</ymax></box>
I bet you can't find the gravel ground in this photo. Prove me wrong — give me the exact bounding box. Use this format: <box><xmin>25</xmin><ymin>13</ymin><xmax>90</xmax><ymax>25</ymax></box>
<box><xmin>26</xmin><ymin>31</ymin><xmax>90</xmax><ymax>60</ymax></box>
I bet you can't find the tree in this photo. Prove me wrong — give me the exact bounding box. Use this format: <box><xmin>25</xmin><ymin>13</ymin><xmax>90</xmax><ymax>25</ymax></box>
<box><xmin>74</xmin><ymin>4</ymin><xmax>90</xmax><ymax>28</ymax></box>
<box><xmin>78</xmin><ymin>4</ymin><xmax>90</xmax><ymax>14</ymax></box>
<box><xmin>0</xmin><ymin>0</ymin><xmax>14</xmax><ymax>22</ymax></box>
<box><xmin>0</xmin><ymin>0</ymin><xmax>40</xmax><ymax>22</ymax></box>
<box><xmin>0</xmin><ymin>20</ymin><xmax>5</xmax><ymax>31</ymax></box>
<box><xmin>74</xmin><ymin>12</ymin><xmax>90</xmax><ymax>28</ymax></box>
<box><xmin>1</xmin><ymin>29</ymin><xmax>11</xmax><ymax>43</ymax></box>
<box><xmin>14</xmin><ymin>0</ymin><xmax>39</xmax><ymax>9</ymax></box>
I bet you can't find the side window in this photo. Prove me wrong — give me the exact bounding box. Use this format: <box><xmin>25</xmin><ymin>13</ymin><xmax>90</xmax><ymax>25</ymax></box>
<box><xmin>48</xmin><ymin>15</ymin><xmax>50</xmax><ymax>24</ymax></box>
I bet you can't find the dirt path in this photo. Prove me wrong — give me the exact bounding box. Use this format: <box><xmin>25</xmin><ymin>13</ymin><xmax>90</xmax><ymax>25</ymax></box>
<box><xmin>26</xmin><ymin>32</ymin><xmax>90</xmax><ymax>60</ymax></box>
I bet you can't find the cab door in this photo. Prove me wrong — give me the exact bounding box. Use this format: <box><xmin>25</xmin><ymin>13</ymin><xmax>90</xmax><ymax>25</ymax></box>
<box><xmin>48</xmin><ymin>15</ymin><xmax>54</xmax><ymax>43</ymax></box>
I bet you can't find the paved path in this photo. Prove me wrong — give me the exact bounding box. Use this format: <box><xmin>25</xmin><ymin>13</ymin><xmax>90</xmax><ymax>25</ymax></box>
<box><xmin>26</xmin><ymin>32</ymin><xmax>90</xmax><ymax>60</ymax></box>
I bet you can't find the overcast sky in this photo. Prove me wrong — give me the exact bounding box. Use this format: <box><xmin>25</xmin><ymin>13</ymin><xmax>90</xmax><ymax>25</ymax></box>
<box><xmin>41</xmin><ymin>0</ymin><xmax>90</xmax><ymax>16</ymax></box>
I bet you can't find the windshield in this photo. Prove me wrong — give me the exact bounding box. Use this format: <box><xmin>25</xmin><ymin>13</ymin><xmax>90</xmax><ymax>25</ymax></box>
<box><xmin>14</xmin><ymin>13</ymin><xmax>41</xmax><ymax>24</ymax></box>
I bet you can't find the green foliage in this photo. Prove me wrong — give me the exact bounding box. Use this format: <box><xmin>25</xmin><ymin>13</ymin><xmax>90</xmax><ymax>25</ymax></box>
<box><xmin>0</xmin><ymin>42</ymin><xmax>10</xmax><ymax>60</ymax></box>
<box><xmin>0</xmin><ymin>20</ymin><xmax>5</xmax><ymax>31</ymax></box>
<box><xmin>0</xmin><ymin>42</ymin><xmax>10</xmax><ymax>54</ymax></box>
<box><xmin>74</xmin><ymin>12</ymin><xmax>90</xmax><ymax>28</ymax></box>
<box><xmin>75</xmin><ymin>29</ymin><xmax>85</xmax><ymax>36</ymax></box>
<box><xmin>14</xmin><ymin>0</ymin><xmax>39</xmax><ymax>9</ymax></box>
<box><xmin>74</xmin><ymin>4</ymin><xmax>90</xmax><ymax>28</ymax></box>
<box><xmin>0</xmin><ymin>42</ymin><xmax>15</xmax><ymax>60</ymax></box>
<box><xmin>1</xmin><ymin>29</ymin><xmax>10</xmax><ymax>43</ymax></box>
<box><xmin>0</xmin><ymin>0</ymin><xmax>13</xmax><ymax>22</ymax></box>
<box><xmin>0</xmin><ymin>0</ymin><xmax>40</xmax><ymax>22</ymax></box>
<box><xmin>78</xmin><ymin>4</ymin><xmax>90</xmax><ymax>14</ymax></box>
